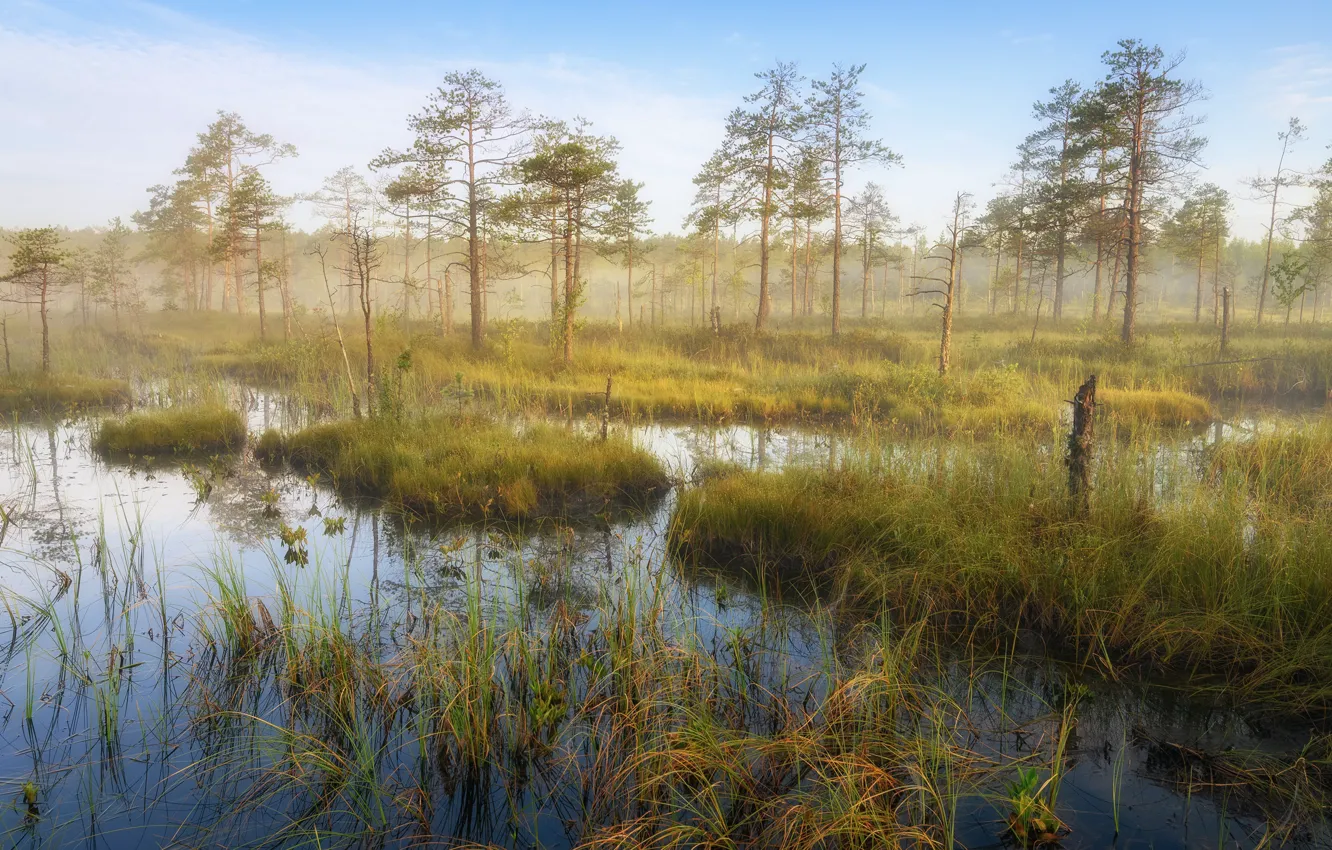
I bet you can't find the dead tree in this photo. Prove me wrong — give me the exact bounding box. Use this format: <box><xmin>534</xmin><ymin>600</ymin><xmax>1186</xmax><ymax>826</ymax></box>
<box><xmin>908</xmin><ymin>192</ymin><xmax>971</xmax><ymax>375</ymax></box>
<box><xmin>311</xmin><ymin>243</ymin><xmax>362</xmax><ymax>419</ymax></box>
<box><xmin>1067</xmin><ymin>374</ymin><xmax>1097</xmax><ymax>511</ymax></box>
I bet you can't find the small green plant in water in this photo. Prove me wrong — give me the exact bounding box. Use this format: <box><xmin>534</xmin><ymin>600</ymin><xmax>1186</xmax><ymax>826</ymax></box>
<box><xmin>21</xmin><ymin>780</ymin><xmax>38</xmax><ymax>824</ymax></box>
<box><xmin>279</xmin><ymin>522</ymin><xmax>309</xmax><ymax>566</ymax></box>
<box><xmin>180</xmin><ymin>462</ymin><xmax>213</xmax><ymax>503</ymax></box>
<box><xmin>1006</xmin><ymin>766</ymin><xmax>1063</xmax><ymax>846</ymax></box>
<box><xmin>260</xmin><ymin>487</ymin><xmax>280</xmax><ymax>518</ymax></box>
<box><xmin>322</xmin><ymin>516</ymin><xmax>346</xmax><ymax>536</ymax></box>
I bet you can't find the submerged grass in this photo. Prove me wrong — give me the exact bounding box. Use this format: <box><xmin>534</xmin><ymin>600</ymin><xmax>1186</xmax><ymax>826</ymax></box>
<box><xmin>274</xmin><ymin>414</ymin><xmax>669</xmax><ymax>521</ymax></box>
<box><xmin>93</xmin><ymin>405</ymin><xmax>247</xmax><ymax>456</ymax></box>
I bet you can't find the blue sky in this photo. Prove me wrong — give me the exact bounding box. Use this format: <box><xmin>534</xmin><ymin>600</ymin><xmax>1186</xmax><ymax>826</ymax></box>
<box><xmin>3</xmin><ymin>0</ymin><xmax>1331</xmax><ymax>237</ymax></box>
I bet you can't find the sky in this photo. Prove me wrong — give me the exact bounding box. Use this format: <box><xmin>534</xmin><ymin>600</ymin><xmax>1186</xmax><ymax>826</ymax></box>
<box><xmin>2</xmin><ymin>0</ymin><xmax>1331</xmax><ymax>239</ymax></box>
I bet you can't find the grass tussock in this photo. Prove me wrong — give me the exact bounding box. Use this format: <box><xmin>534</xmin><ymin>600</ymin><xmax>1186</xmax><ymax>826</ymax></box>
<box><xmin>276</xmin><ymin>415</ymin><xmax>669</xmax><ymax>521</ymax></box>
<box><xmin>669</xmin><ymin>433</ymin><xmax>1332</xmax><ymax>707</ymax></box>
<box><xmin>1098</xmin><ymin>387</ymin><xmax>1212</xmax><ymax>426</ymax></box>
<box><xmin>94</xmin><ymin>405</ymin><xmax>247</xmax><ymax>456</ymax></box>
<box><xmin>0</xmin><ymin>374</ymin><xmax>131</xmax><ymax>415</ymax></box>
<box><xmin>1210</xmin><ymin>422</ymin><xmax>1332</xmax><ymax>508</ymax></box>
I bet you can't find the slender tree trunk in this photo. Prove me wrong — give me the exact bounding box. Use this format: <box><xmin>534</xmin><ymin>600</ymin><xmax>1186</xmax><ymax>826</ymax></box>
<box><xmin>1108</xmin><ymin>219</ymin><xmax>1125</xmax><ymax>322</ymax></box>
<box><xmin>1091</xmin><ymin>235</ymin><xmax>1104</xmax><ymax>322</ymax></box>
<box><xmin>757</xmin><ymin>136</ymin><xmax>775</xmax><ymax>332</ymax></box>
<box><xmin>406</xmin><ymin>204</ymin><xmax>415</xmax><ymax>322</ymax></box>
<box><xmin>205</xmin><ymin>197</ymin><xmax>215</xmax><ymax>310</ymax></box>
<box><xmin>1121</xmin><ymin>101</ymin><xmax>1146</xmax><ymax>344</ymax></box>
<box><xmin>803</xmin><ymin>220</ymin><xmax>813</xmax><ymax>316</ymax></box>
<box><xmin>467</xmin><ymin>125</ymin><xmax>484</xmax><ymax>349</ymax></box>
<box><xmin>831</xmin><ymin>141</ymin><xmax>843</xmax><ymax>337</ymax></box>
<box><xmin>789</xmin><ymin>216</ymin><xmax>798</xmax><ymax>319</ymax></box>
<box><xmin>1221</xmin><ymin>287</ymin><xmax>1232</xmax><ymax>353</ymax></box>
<box><xmin>713</xmin><ymin>187</ymin><xmax>721</xmax><ymax>318</ymax></box>
<box><xmin>40</xmin><ymin>270</ymin><xmax>50</xmax><ymax>373</ymax></box>
<box><xmin>563</xmin><ymin>197</ymin><xmax>576</xmax><ymax>364</ymax></box>
<box><xmin>1194</xmin><ymin>243</ymin><xmax>1205</xmax><ymax>323</ymax></box>
<box><xmin>955</xmin><ymin>246</ymin><xmax>965</xmax><ymax>317</ymax></box>
<box><xmin>1011</xmin><ymin>230</ymin><xmax>1024</xmax><ymax>315</ymax></box>
<box><xmin>1257</xmin><ymin>153</ymin><xmax>1289</xmax><ymax>325</ymax></box>
<box><xmin>861</xmin><ymin>237</ymin><xmax>871</xmax><ymax>319</ymax></box>
<box><xmin>626</xmin><ymin>241</ymin><xmax>634</xmax><ymax>332</ymax></box>
<box><xmin>255</xmin><ymin>225</ymin><xmax>267</xmax><ymax>341</ymax></box>
<box><xmin>442</xmin><ymin>269</ymin><xmax>453</xmax><ymax>336</ymax></box>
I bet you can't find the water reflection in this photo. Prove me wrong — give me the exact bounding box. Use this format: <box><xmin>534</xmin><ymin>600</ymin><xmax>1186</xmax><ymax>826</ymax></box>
<box><xmin>0</xmin><ymin>404</ymin><xmax>1327</xmax><ymax>848</ymax></box>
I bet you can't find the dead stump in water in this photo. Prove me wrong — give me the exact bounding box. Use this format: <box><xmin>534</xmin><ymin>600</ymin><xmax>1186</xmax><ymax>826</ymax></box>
<box><xmin>1067</xmin><ymin>375</ymin><xmax>1097</xmax><ymax>512</ymax></box>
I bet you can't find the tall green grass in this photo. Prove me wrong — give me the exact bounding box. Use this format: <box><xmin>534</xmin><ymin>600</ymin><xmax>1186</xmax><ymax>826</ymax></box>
<box><xmin>669</xmin><ymin>427</ymin><xmax>1332</xmax><ymax>707</ymax></box>
<box><xmin>93</xmin><ymin>405</ymin><xmax>246</xmax><ymax>456</ymax></box>
<box><xmin>273</xmin><ymin>414</ymin><xmax>669</xmax><ymax>521</ymax></box>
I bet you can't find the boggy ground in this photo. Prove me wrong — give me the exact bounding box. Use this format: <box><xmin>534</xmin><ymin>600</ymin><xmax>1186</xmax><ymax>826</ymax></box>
<box><xmin>8</xmin><ymin>310</ymin><xmax>1327</xmax><ymax>431</ymax></box>
<box><xmin>0</xmin><ymin>311</ymin><xmax>1329</xmax><ymax>848</ymax></box>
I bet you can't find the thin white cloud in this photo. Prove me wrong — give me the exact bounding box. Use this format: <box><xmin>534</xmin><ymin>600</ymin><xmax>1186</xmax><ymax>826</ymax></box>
<box><xmin>1250</xmin><ymin>44</ymin><xmax>1332</xmax><ymax>116</ymax></box>
<box><xmin>0</xmin><ymin>14</ymin><xmax>728</xmax><ymax>231</ymax></box>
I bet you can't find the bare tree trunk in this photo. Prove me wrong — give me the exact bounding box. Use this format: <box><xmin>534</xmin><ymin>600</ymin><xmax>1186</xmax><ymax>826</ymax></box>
<box><xmin>790</xmin><ymin>216</ymin><xmax>798</xmax><ymax>319</ymax></box>
<box><xmin>318</xmin><ymin>248</ymin><xmax>360</xmax><ymax>419</ymax></box>
<box><xmin>955</xmin><ymin>246</ymin><xmax>965</xmax><ymax>317</ymax></box>
<box><xmin>40</xmin><ymin>271</ymin><xmax>50</xmax><ymax>373</ymax></box>
<box><xmin>255</xmin><ymin>225</ymin><xmax>267</xmax><ymax>341</ymax></box>
<box><xmin>563</xmin><ymin>198</ymin><xmax>576</xmax><ymax>364</ymax></box>
<box><xmin>831</xmin><ymin>147</ymin><xmax>843</xmax><ymax>337</ymax></box>
<box><xmin>803</xmin><ymin>221</ymin><xmax>813</xmax><ymax>316</ymax></box>
<box><xmin>1066</xmin><ymin>374</ymin><xmax>1097</xmax><ymax>512</ymax></box>
<box><xmin>205</xmin><ymin>197</ymin><xmax>215</xmax><ymax>310</ymax></box>
<box><xmin>1011</xmin><ymin>230</ymin><xmax>1023</xmax><ymax>315</ymax></box>
<box><xmin>1194</xmin><ymin>244</ymin><xmax>1205</xmax><ymax>323</ymax></box>
<box><xmin>1221</xmin><ymin>287</ymin><xmax>1232</xmax><ymax>354</ymax></box>
<box><xmin>467</xmin><ymin>126</ymin><xmax>484</xmax><ymax>349</ymax></box>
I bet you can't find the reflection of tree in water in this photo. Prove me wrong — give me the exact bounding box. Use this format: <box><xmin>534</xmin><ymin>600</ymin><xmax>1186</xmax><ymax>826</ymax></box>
<box><xmin>195</xmin><ymin>462</ymin><xmax>298</xmax><ymax>548</ymax></box>
<box><xmin>369</xmin><ymin>515</ymin><xmax>629</xmax><ymax>618</ymax></box>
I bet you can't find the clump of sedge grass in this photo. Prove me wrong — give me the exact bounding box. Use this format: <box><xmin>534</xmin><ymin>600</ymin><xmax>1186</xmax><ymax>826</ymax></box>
<box><xmin>1099</xmin><ymin>387</ymin><xmax>1211</xmax><ymax>427</ymax></box>
<box><xmin>669</xmin><ymin>435</ymin><xmax>1332</xmax><ymax>707</ymax></box>
<box><xmin>254</xmin><ymin>427</ymin><xmax>285</xmax><ymax>466</ymax></box>
<box><xmin>280</xmin><ymin>414</ymin><xmax>669</xmax><ymax>521</ymax></box>
<box><xmin>1210</xmin><ymin>422</ymin><xmax>1332</xmax><ymax>508</ymax></box>
<box><xmin>94</xmin><ymin>405</ymin><xmax>247</xmax><ymax>456</ymax></box>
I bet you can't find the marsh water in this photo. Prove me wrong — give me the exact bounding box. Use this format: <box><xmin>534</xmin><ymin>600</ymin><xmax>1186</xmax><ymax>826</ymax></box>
<box><xmin>0</xmin><ymin>389</ymin><xmax>1327</xmax><ymax>849</ymax></box>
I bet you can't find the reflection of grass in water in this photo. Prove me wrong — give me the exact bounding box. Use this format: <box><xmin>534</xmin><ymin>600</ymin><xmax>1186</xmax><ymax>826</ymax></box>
<box><xmin>4</xmin><ymin>514</ymin><xmax>1332</xmax><ymax>848</ymax></box>
<box><xmin>93</xmin><ymin>405</ymin><xmax>246</xmax><ymax>457</ymax></box>
<box><xmin>670</xmin><ymin>427</ymin><xmax>1332</xmax><ymax>709</ymax></box>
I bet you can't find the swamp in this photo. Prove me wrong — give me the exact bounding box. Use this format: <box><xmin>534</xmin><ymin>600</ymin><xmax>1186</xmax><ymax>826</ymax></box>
<box><xmin>0</xmin><ymin>312</ymin><xmax>1329</xmax><ymax>850</ymax></box>
<box><xmin>6</xmin><ymin>23</ymin><xmax>1332</xmax><ymax>849</ymax></box>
